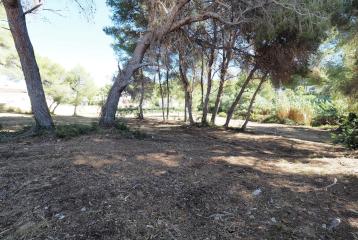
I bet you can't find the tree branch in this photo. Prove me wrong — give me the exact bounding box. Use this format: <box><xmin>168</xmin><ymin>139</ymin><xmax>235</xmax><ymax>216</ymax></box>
<box><xmin>23</xmin><ymin>3</ymin><xmax>43</xmax><ymax>16</ymax></box>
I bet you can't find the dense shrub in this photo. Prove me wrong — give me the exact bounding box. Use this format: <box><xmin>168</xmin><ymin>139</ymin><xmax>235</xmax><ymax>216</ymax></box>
<box><xmin>312</xmin><ymin>100</ymin><xmax>340</xmax><ymax>126</ymax></box>
<box><xmin>332</xmin><ymin>113</ymin><xmax>358</xmax><ymax>149</ymax></box>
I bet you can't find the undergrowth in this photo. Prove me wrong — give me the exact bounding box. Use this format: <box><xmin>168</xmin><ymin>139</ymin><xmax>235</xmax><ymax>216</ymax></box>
<box><xmin>55</xmin><ymin>123</ymin><xmax>98</xmax><ymax>138</ymax></box>
<box><xmin>0</xmin><ymin>121</ymin><xmax>147</xmax><ymax>141</ymax></box>
<box><xmin>332</xmin><ymin>113</ymin><xmax>357</xmax><ymax>149</ymax></box>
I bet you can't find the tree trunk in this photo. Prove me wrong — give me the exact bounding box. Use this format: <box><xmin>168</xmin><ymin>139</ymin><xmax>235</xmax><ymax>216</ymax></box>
<box><xmin>184</xmin><ymin>98</ymin><xmax>187</xmax><ymax>122</ymax></box>
<box><xmin>49</xmin><ymin>101</ymin><xmax>55</xmax><ymax>111</ymax></box>
<box><xmin>211</xmin><ymin>30</ymin><xmax>236</xmax><ymax>125</ymax></box>
<box><xmin>4</xmin><ymin>0</ymin><xmax>54</xmax><ymax>130</ymax></box>
<box><xmin>51</xmin><ymin>102</ymin><xmax>60</xmax><ymax>114</ymax></box>
<box><xmin>166</xmin><ymin>66</ymin><xmax>170</xmax><ymax>120</ymax></box>
<box><xmin>211</xmin><ymin>77</ymin><xmax>225</xmax><ymax>125</ymax></box>
<box><xmin>179</xmin><ymin>54</ymin><xmax>194</xmax><ymax>125</ymax></box>
<box><xmin>201</xmin><ymin>21</ymin><xmax>217</xmax><ymax>125</ymax></box>
<box><xmin>138</xmin><ymin>77</ymin><xmax>145</xmax><ymax>120</ymax></box>
<box><xmin>73</xmin><ymin>105</ymin><xmax>78</xmax><ymax>116</ymax></box>
<box><xmin>157</xmin><ymin>57</ymin><xmax>165</xmax><ymax>121</ymax></box>
<box><xmin>241</xmin><ymin>74</ymin><xmax>267</xmax><ymax>131</ymax></box>
<box><xmin>224</xmin><ymin>66</ymin><xmax>257</xmax><ymax>128</ymax></box>
<box><xmin>99</xmin><ymin>32</ymin><xmax>152</xmax><ymax>127</ymax></box>
<box><xmin>200</xmin><ymin>49</ymin><xmax>204</xmax><ymax>108</ymax></box>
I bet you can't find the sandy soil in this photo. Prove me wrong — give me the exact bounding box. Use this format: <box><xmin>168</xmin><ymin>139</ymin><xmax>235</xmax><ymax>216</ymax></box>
<box><xmin>0</xmin><ymin>114</ymin><xmax>357</xmax><ymax>239</ymax></box>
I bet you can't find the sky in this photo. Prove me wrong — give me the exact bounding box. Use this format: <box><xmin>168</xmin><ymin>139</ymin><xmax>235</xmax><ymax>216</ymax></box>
<box><xmin>26</xmin><ymin>0</ymin><xmax>118</xmax><ymax>87</ymax></box>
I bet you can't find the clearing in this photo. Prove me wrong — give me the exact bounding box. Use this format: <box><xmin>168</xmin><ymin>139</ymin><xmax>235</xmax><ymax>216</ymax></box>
<box><xmin>0</xmin><ymin>114</ymin><xmax>357</xmax><ymax>239</ymax></box>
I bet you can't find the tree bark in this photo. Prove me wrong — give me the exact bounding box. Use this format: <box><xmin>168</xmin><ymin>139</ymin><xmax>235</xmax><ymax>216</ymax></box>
<box><xmin>157</xmin><ymin>56</ymin><xmax>165</xmax><ymax>121</ymax></box>
<box><xmin>73</xmin><ymin>105</ymin><xmax>78</xmax><ymax>116</ymax></box>
<box><xmin>210</xmin><ymin>31</ymin><xmax>235</xmax><ymax>125</ymax></box>
<box><xmin>241</xmin><ymin>74</ymin><xmax>267</xmax><ymax>131</ymax></box>
<box><xmin>51</xmin><ymin>102</ymin><xmax>60</xmax><ymax>114</ymax></box>
<box><xmin>99</xmin><ymin>32</ymin><xmax>152</xmax><ymax>127</ymax></box>
<box><xmin>4</xmin><ymin>0</ymin><xmax>54</xmax><ymax>129</ymax></box>
<box><xmin>201</xmin><ymin>21</ymin><xmax>217</xmax><ymax>125</ymax></box>
<box><xmin>165</xmin><ymin>65</ymin><xmax>170</xmax><ymax>120</ymax></box>
<box><xmin>200</xmin><ymin>49</ymin><xmax>204</xmax><ymax>108</ymax></box>
<box><xmin>179</xmin><ymin>53</ymin><xmax>194</xmax><ymax>125</ymax></box>
<box><xmin>224</xmin><ymin>66</ymin><xmax>257</xmax><ymax>128</ymax></box>
<box><xmin>138</xmin><ymin>75</ymin><xmax>145</xmax><ymax>120</ymax></box>
<box><xmin>184</xmin><ymin>97</ymin><xmax>187</xmax><ymax>122</ymax></box>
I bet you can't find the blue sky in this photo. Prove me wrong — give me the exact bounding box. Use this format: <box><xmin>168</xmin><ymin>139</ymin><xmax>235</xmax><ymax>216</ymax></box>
<box><xmin>26</xmin><ymin>0</ymin><xmax>117</xmax><ymax>86</ymax></box>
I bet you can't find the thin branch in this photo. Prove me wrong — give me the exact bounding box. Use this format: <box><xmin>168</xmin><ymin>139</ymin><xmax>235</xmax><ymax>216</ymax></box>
<box><xmin>23</xmin><ymin>3</ymin><xmax>43</xmax><ymax>16</ymax></box>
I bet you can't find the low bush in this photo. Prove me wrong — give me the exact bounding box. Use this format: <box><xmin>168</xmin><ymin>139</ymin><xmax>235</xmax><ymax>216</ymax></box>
<box><xmin>312</xmin><ymin>100</ymin><xmax>340</xmax><ymax>126</ymax></box>
<box><xmin>114</xmin><ymin>120</ymin><xmax>147</xmax><ymax>139</ymax></box>
<box><xmin>55</xmin><ymin>123</ymin><xmax>98</xmax><ymax>138</ymax></box>
<box><xmin>332</xmin><ymin>113</ymin><xmax>357</xmax><ymax>149</ymax></box>
<box><xmin>218</xmin><ymin>112</ymin><xmax>227</xmax><ymax>118</ymax></box>
<box><xmin>114</xmin><ymin>121</ymin><xmax>130</xmax><ymax>131</ymax></box>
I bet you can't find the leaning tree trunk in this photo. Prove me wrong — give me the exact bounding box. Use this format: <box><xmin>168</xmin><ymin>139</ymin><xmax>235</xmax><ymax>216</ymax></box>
<box><xmin>51</xmin><ymin>102</ymin><xmax>60</xmax><ymax>114</ymax></box>
<box><xmin>211</xmin><ymin>77</ymin><xmax>225</xmax><ymax>125</ymax></box>
<box><xmin>4</xmin><ymin>0</ymin><xmax>54</xmax><ymax>129</ymax></box>
<box><xmin>241</xmin><ymin>74</ymin><xmax>267</xmax><ymax>131</ymax></box>
<box><xmin>211</xmin><ymin>30</ymin><xmax>236</xmax><ymax>125</ymax></box>
<box><xmin>224</xmin><ymin>66</ymin><xmax>257</xmax><ymax>128</ymax></box>
<box><xmin>99</xmin><ymin>32</ymin><xmax>152</xmax><ymax>127</ymax></box>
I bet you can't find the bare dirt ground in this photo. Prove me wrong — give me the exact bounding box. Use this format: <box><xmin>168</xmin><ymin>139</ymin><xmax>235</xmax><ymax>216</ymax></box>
<box><xmin>0</xmin><ymin>114</ymin><xmax>357</xmax><ymax>239</ymax></box>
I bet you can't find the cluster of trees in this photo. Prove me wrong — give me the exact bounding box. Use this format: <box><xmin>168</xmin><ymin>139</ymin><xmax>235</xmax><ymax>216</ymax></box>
<box><xmin>1</xmin><ymin>0</ymin><xmax>357</xmax><ymax>131</ymax></box>
<box><xmin>39</xmin><ymin>59</ymin><xmax>98</xmax><ymax>116</ymax></box>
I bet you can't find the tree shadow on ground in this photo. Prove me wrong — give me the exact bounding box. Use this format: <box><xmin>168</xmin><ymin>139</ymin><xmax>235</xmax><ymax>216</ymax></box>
<box><xmin>0</xmin><ymin>117</ymin><xmax>357</xmax><ymax>239</ymax></box>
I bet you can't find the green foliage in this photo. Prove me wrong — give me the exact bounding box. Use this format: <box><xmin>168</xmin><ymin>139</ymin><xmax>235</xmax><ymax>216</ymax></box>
<box><xmin>114</xmin><ymin>120</ymin><xmax>130</xmax><ymax>131</ymax></box>
<box><xmin>312</xmin><ymin>99</ymin><xmax>340</xmax><ymax>126</ymax></box>
<box><xmin>0</xmin><ymin>5</ymin><xmax>22</xmax><ymax>79</ymax></box>
<box><xmin>65</xmin><ymin>66</ymin><xmax>98</xmax><ymax>108</ymax></box>
<box><xmin>38</xmin><ymin>57</ymin><xmax>71</xmax><ymax>108</ymax></box>
<box><xmin>104</xmin><ymin>0</ymin><xmax>148</xmax><ymax>57</ymax></box>
<box><xmin>218</xmin><ymin>112</ymin><xmax>227</xmax><ymax>118</ymax></box>
<box><xmin>333</xmin><ymin>113</ymin><xmax>358</xmax><ymax>149</ymax></box>
<box><xmin>55</xmin><ymin>123</ymin><xmax>98</xmax><ymax>139</ymax></box>
<box><xmin>114</xmin><ymin>120</ymin><xmax>147</xmax><ymax>139</ymax></box>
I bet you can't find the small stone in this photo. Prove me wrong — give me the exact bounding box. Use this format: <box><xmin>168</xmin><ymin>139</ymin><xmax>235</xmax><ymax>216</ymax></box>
<box><xmin>252</xmin><ymin>188</ymin><xmax>262</xmax><ymax>196</ymax></box>
<box><xmin>55</xmin><ymin>213</ymin><xmax>65</xmax><ymax>220</ymax></box>
<box><xmin>271</xmin><ymin>217</ymin><xmax>277</xmax><ymax>223</ymax></box>
<box><xmin>328</xmin><ymin>218</ymin><xmax>341</xmax><ymax>231</ymax></box>
<box><xmin>81</xmin><ymin>207</ymin><xmax>86</xmax><ymax>212</ymax></box>
<box><xmin>249</xmin><ymin>215</ymin><xmax>255</xmax><ymax>220</ymax></box>
<box><xmin>322</xmin><ymin>224</ymin><xmax>327</xmax><ymax>229</ymax></box>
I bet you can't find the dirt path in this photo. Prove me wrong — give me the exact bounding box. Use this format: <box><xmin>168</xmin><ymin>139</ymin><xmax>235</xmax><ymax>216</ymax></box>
<box><xmin>0</xmin><ymin>115</ymin><xmax>357</xmax><ymax>239</ymax></box>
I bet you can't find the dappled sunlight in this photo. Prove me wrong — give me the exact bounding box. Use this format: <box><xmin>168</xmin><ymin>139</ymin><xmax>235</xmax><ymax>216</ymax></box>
<box><xmin>268</xmin><ymin>157</ymin><xmax>358</xmax><ymax>175</ymax></box>
<box><xmin>210</xmin><ymin>154</ymin><xmax>358</xmax><ymax>176</ymax></box>
<box><xmin>73</xmin><ymin>155</ymin><xmax>117</xmax><ymax>169</ymax></box>
<box><xmin>136</xmin><ymin>152</ymin><xmax>180</xmax><ymax>167</ymax></box>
